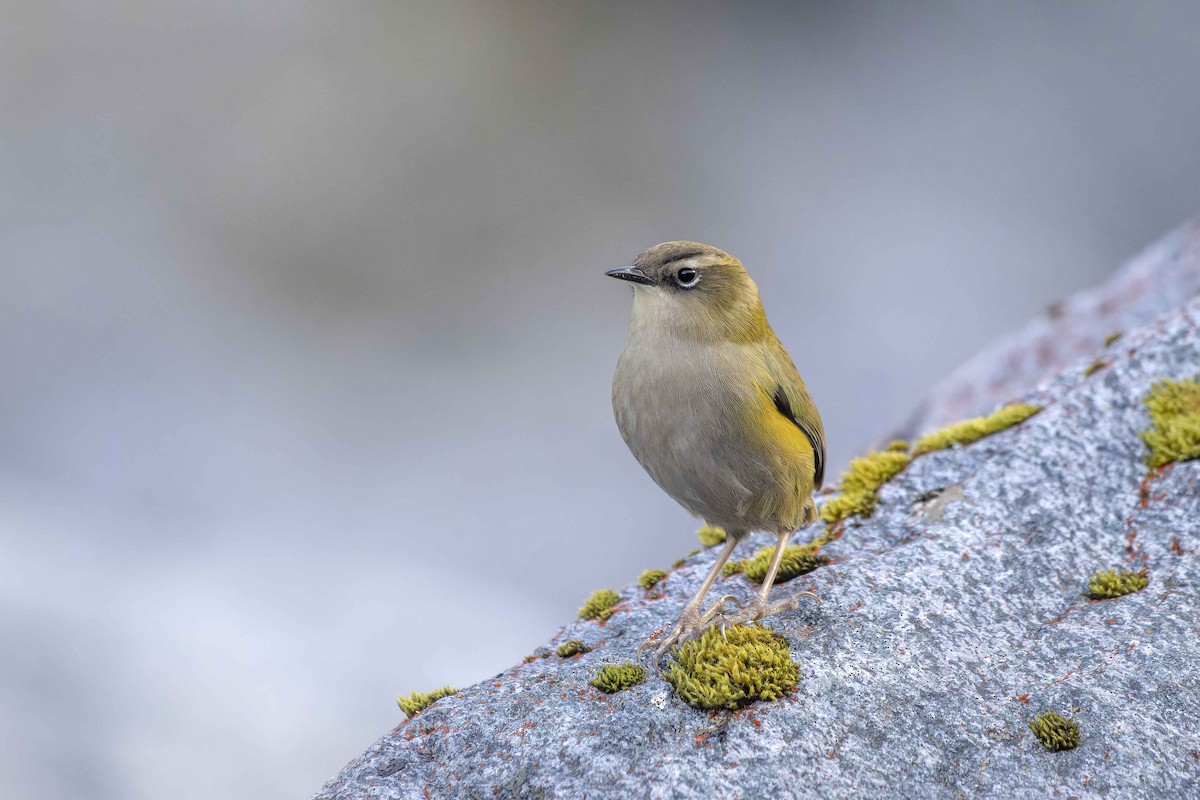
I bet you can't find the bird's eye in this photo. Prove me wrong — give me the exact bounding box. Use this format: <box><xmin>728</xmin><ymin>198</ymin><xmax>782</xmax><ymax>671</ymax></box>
<box><xmin>675</xmin><ymin>267</ymin><xmax>699</xmax><ymax>288</ymax></box>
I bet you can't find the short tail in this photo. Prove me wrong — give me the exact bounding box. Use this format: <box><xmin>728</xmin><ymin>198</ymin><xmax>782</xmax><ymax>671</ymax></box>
<box><xmin>803</xmin><ymin>498</ymin><xmax>819</xmax><ymax>526</ymax></box>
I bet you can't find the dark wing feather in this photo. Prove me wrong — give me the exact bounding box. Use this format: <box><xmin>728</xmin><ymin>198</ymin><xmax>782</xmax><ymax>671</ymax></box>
<box><xmin>759</xmin><ymin>336</ymin><xmax>826</xmax><ymax>490</ymax></box>
<box><xmin>772</xmin><ymin>386</ymin><xmax>825</xmax><ymax>489</ymax></box>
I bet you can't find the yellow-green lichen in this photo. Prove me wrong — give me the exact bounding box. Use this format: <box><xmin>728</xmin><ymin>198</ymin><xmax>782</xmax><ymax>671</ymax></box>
<box><xmin>397</xmin><ymin>686</ymin><xmax>458</xmax><ymax>718</ymax></box>
<box><xmin>912</xmin><ymin>403</ymin><xmax>1042</xmax><ymax>456</ymax></box>
<box><xmin>697</xmin><ymin>525</ymin><xmax>727</xmax><ymax>547</ymax></box>
<box><xmin>638</xmin><ymin>569</ymin><xmax>667</xmax><ymax>590</ymax></box>
<box><xmin>885</xmin><ymin>439</ymin><xmax>910</xmax><ymax>452</ymax></box>
<box><xmin>1083</xmin><ymin>359</ymin><xmax>1107</xmax><ymax>378</ymax></box>
<box><xmin>820</xmin><ymin>449</ymin><xmax>913</xmax><ymax>523</ymax></box>
<box><xmin>721</xmin><ymin>560</ymin><xmax>745</xmax><ymax>577</ymax></box>
<box><xmin>738</xmin><ymin>543</ymin><xmax>829</xmax><ymax>585</ymax></box>
<box><xmin>1087</xmin><ymin>569</ymin><xmax>1148</xmax><ymax>600</ymax></box>
<box><xmin>665</xmin><ymin>625</ymin><xmax>799</xmax><ymax>710</ymax></box>
<box><xmin>578</xmin><ymin>588</ymin><xmax>621</xmax><ymax>621</ymax></box>
<box><xmin>807</xmin><ymin>525</ymin><xmax>839</xmax><ymax>550</ymax></box>
<box><xmin>1140</xmin><ymin>375</ymin><xmax>1200</xmax><ymax>468</ymax></box>
<box><xmin>1029</xmin><ymin>711</ymin><xmax>1080</xmax><ymax>751</ymax></box>
<box><xmin>556</xmin><ymin>639</ymin><xmax>590</xmax><ymax>658</ymax></box>
<box><xmin>1104</xmin><ymin>331</ymin><xmax>1123</xmax><ymax>347</ymax></box>
<box><xmin>589</xmin><ymin>662</ymin><xmax>645</xmax><ymax>693</ymax></box>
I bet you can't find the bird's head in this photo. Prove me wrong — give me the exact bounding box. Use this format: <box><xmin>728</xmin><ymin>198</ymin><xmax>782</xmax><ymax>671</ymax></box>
<box><xmin>606</xmin><ymin>241</ymin><xmax>766</xmax><ymax>342</ymax></box>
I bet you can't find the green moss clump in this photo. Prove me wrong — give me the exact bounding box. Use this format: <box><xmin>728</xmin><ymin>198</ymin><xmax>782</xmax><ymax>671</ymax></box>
<box><xmin>665</xmin><ymin>625</ymin><xmax>799</xmax><ymax>710</ymax></box>
<box><xmin>912</xmin><ymin>403</ymin><xmax>1042</xmax><ymax>456</ymax></box>
<box><xmin>819</xmin><ymin>449</ymin><xmax>913</xmax><ymax>523</ymax></box>
<box><xmin>1140</xmin><ymin>375</ymin><xmax>1200</xmax><ymax>468</ymax></box>
<box><xmin>578</xmin><ymin>588</ymin><xmax>621</xmax><ymax>621</ymax></box>
<box><xmin>1087</xmin><ymin>569</ymin><xmax>1148</xmax><ymax>599</ymax></box>
<box><xmin>1104</xmin><ymin>331</ymin><xmax>1123</xmax><ymax>347</ymax></box>
<box><xmin>1083</xmin><ymin>359</ymin><xmax>1107</xmax><ymax>377</ymax></box>
<box><xmin>817</xmin><ymin>404</ymin><xmax>1038</xmax><ymax>524</ymax></box>
<box><xmin>721</xmin><ymin>560</ymin><xmax>745</xmax><ymax>577</ymax></box>
<box><xmin>697</xmin><ymin>525</ymin><xmax>727</xmax><ymax>547</ymax></box>
<box><xmin>740</xmin><ymin>543</ymin><xmax>829</xmax><ymax>584</ymax></box>
<box><xmin>638</xmin><ymin>569</ymin><xmax>667</xmax><ymax>589</ymax></box>
<box><xmin>397</xmin><ymin>686</ymin><xmax>458</xmax><ymax>718</ymax></box>
<box><xmin>1029</xmin><ymin>711</ymin><xmax>1080</xmax><ymax>751</ymax></box>
<box><xmin>556</xmin><ymin>639</ymin><xmax>590</xmax><ymax>658</ymax></box>
<box><xmin>589</xmin><ymin>662</ymin><xmax>646</xmax><ymax>693</ymax></box>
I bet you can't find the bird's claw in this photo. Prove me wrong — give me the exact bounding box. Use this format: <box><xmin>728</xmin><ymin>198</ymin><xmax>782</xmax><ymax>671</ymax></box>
<box><xmin>638</xmin><ymin>594</ymin><xmax>745</xmax><ymax>673</ymax></box>
<box><xmin>639</xmin><ymin>591</ymin><xmax>818</xmax><ymax>673</ymax></box>
<box><xmin>707</xmin><ymin>590</ymin><xmax>820</xmax><ymax>629</ymax></box>
<box><xmin>638</xmin><ymin>617</ymin><xmax>692</xmax><ymax>674</ymax></box>
<box><xmin>699</xmin><ymin>594</ymin><xmax>741</xmax><ymax>624</ymax></box>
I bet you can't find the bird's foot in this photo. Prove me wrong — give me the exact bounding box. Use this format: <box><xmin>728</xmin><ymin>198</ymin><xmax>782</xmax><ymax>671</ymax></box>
<box><xmin>638</xmin><ymin>595</ymin><xmax>740</xmax><ymax>673</ymax></box>
<box><xmin>709</xmin><ymin>590</ymin><xmax>820</xmax><ymax>630</ymax></box>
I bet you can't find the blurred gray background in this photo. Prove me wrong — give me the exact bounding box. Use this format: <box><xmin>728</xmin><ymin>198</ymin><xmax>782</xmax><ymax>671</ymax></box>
<box><xmin>4</xmin><ymin>1</ymin><xmax>1200</xmax><ymax>797</ymax></box>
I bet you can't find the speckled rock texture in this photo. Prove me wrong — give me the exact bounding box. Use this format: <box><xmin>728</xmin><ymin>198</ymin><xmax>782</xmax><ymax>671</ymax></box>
<box><xmin>316</xmin><ymin>246</ymin><xmax>1200</xmax><ymax>799</ymax></box>
<box><xmin>902</xmin><ymin>217</ymin><xmax>1200</xmax><ymax>438</ymax></box>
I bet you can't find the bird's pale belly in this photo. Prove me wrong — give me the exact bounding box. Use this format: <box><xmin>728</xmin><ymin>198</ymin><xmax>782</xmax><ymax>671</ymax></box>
<box><xmin>612</xmin><ymin>347</ymin><xmax>798</xmax><ymax>532</ymax></box>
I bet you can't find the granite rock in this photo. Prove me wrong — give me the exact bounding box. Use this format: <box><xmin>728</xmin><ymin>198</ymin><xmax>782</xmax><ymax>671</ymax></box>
<box><xmin>901</xmin><ymin>217</ymin><xmax>1200</xmax><ymax>438</ymax></box>
<box><xmin>316</xmin><ymin>231</ymin><xmax>1200</xmax><ymax>799</ymax></box>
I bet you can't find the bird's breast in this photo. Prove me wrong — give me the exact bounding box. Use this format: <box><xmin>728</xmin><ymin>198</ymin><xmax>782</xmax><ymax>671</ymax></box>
<box><xmin>612</xmin><ymin>336</ymin><xmax>768</xmax><ymax>524</ymax></box>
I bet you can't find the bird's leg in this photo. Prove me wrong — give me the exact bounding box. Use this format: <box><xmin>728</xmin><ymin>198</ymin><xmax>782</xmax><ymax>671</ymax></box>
<box><xmin>714</xmin><ymin>530</ymin><xmax>820</xmax><ymax>627</ymax></box>
<box><xmin>639</xmin><ymin>532</ymin><xmax>743</xmax><ymax>667</ymax></box>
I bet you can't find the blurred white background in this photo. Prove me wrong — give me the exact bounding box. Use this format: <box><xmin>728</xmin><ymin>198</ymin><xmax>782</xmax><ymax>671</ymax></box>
<box><xmin>4</xmin><ymin>2</ymin><xmax>1200</xmax><ymax>797</ymax></box>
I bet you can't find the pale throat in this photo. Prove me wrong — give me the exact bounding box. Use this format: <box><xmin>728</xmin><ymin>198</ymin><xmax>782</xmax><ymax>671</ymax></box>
<box><xmin>628</xmin><ymin>284</ymin><xmax>766</xmax><ymax>346</ymax></box>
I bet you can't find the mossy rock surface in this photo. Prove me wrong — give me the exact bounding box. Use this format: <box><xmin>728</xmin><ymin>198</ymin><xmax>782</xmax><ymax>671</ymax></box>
<box><xmin>637</xmin><ymin>569</ymin><xmax>667</xmax><ymax>590</ymax></box>
<box><xmin>912</xmin><ymin>403</ymin><xmax>1041</xmax><ymax>456</ymax></box>
<box><xmin>665</xmin><ymin>625</ymin><xmax>798</xmax><ymax>710</ymax></box>
<box><xmin>819</xmin><ymin>449</ymin><xmax>912</xmax><ymax>523</ymax></box>
<box><xmin>555</xmin><ymin>639</ymin><xmax>590</xmax><ymax>658</ymax></box>
<box><xmin>589</xmin><ymin>662</ymin><xmax>645</xmax><ymax>693</ymax></box>
<box><xmin>1140</xmin><ymin>375</ymin><xmax>1200</xmax><ymax>467</ymax></box>
<box><xmin>322</xmin><ymin>223</ymin><xmax>1200</xmax><ymax>800</ymax></box>
<box><xmin>396</xmin><ymin>686</ymin><xmax>458</xmax><ymax>719</ymax></box>
<box><xmin>577</xmin><ymin>588</ymin><xmax>620</xmax><ymax>621</ymax></box>
<box><xmin>1029</xmin><ymin>711</ymin><xmax>1081</xmax><ymax>751</ymax></box>
<box><xmin>1087</xmin><ymin>569</ymin><xmax>1148</xmax><ymax>599</ymax></box>
<box><xmin>735</xmin><ymin>543</ymin><xmax>828</xmax><ymax>584</ymax></box>
<box><xmin>900</xmin><ymin>219</ymin><xmax>1200</xmax><ymax>436</ymax></box>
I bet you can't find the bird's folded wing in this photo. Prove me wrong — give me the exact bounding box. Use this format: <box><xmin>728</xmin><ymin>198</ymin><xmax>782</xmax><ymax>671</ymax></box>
<box><xmin>763</xmin><ymin>344</ymin><xmax>826</xmax><ymax>490</ymax></box>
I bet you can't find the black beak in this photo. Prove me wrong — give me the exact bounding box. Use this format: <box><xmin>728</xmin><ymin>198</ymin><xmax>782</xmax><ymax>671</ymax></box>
<box><xmin>605</xmin><ymin>266</ymin><xmax>654</xmax><ymax>286</ymax></box>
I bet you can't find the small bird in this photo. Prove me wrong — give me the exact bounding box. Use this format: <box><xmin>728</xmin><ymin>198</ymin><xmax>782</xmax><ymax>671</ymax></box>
<box><xmin>607</xmin><ymin>241</ymin><xmax>826</xmax><ymax>661</ymax></box>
